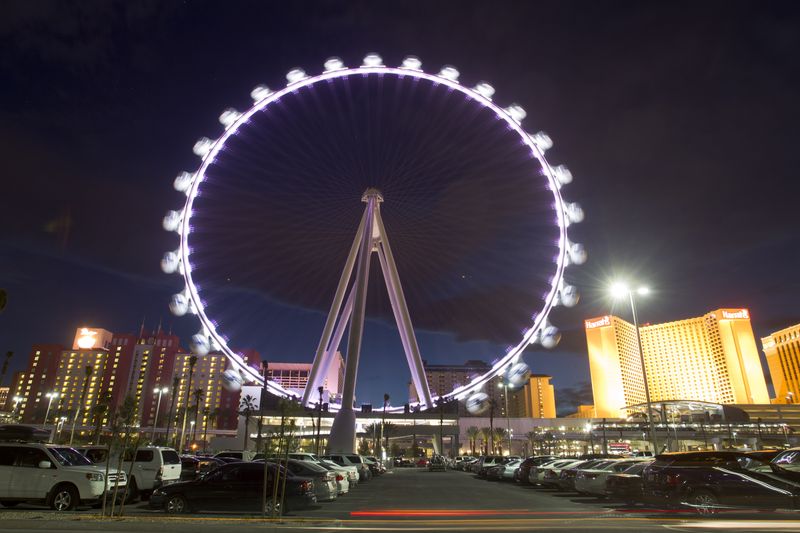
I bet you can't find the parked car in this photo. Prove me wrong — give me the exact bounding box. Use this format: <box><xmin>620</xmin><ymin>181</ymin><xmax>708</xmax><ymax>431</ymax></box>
<box><xmin>323</xmin><ymin>454</ymin><xmax>371</xmax><ymax>481</ymax></box>
<box><xmin>416</xmin><ymin>457</ymin><xmax>429</xmax><ymax>468</ymax></box>
<box><xmin>557</xmin><ymin>459</ymin><xmax>611</xmax><ymax>491</ymax></box>
<box><xmin>515</xmin><ymin>456</ymin><xmax>558</xmax><ymax>483</ymax></box>
<box><xmin>474</xmin><ymin>455</ymin><xmax>505</xmax><ymax>477</ymax></box>
<box><xmin>149</xmin><ymin>462</ymin><xmax>316</xmax><ymax>514</ymax></box>
<box><xmin>487</xmin><ymin>458</ymin><xmax>521</xmax><ymax>481</ymax></box>
<box><xmin>575</xmin><ymin>459</ymin><xmax>651</xmax><ymax>497</ymax></box>
<box><xmin>179</xmin><ymin>455</ymin><xmax>225</xmax><ymax>482</ymax></box>
<box><xmin>320</xmin><ymin>458</ymin><xmax>359</xmax><ymax>487</ymax></box>
<box><xmin>265</xmin><ymin>458</ymin><xmax>338</xmax><ymax>502</ymax></box>
<box><xmin>428</xmin><ymin>455</ymin><xmax>447</xmax><ymax>472</ymax></box>
<box><xmin>393</xmin><ymin>457</ymin><xmax>414</xmax><ymax>467</ymax></box>
<box><xmin>214</xmin><ymin>450</ymin><xmax>256</xmax><ymax>462</ymax></box>
<box><xmin>605</xmin><ymin>460</ymin><xmax>653</xmax><ymax>505</ymax></box>
<box><xmin>315</xmin><ymin>461</ymin><xmax>350</xmax><ymax>494</ymax></box>
<box><xmin>643</xmin><ymin>451</ymin><xmax>800</xmax><ymax>513</ymax></box>
<box><xmin>363</xmin><ymin>456</ymin><xmax>385</xmax><ymax>476</ymax></box>
<box><xmin>529</xmin><ymin>458</ymin><xmax>569</xmax><ymax>485</ymax></box>
<box><xmin>77</xmin><ymin>445</ymin><xmax>181</xmax><ymax>500</ymax></box>
<box><xmin>0</xmin><ymin>442</ymin><xmax>126</xmax><ymax>510</ymax></box>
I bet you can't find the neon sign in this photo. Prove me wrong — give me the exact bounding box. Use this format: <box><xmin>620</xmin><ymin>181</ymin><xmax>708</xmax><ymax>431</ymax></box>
<box><xmin>585</xmin><ymin>316</ymin><xmax>611</xmax><ymax>329</ymax></box>
<box><xmin>721</xmin><ymin>309</ymin><xmax>749</xmax><ymax>320</ymax></box>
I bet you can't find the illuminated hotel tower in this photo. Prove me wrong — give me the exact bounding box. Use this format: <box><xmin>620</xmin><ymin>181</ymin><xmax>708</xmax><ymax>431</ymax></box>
<box><xmin>762</xmin><ymin>322</ymin><xmax>800</xmax><ymax>404</ymax></box>
<box><xmin>585</xmin><ymin>309</ymin><xmax>770</xmax><ymax>418</ymax></box>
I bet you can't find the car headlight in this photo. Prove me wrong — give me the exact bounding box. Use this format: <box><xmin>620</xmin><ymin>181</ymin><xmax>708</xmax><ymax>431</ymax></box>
<box><xmin>86</xmin><ymin>472</ymin><xmax>104</xmax><ymax>482</ymax></box>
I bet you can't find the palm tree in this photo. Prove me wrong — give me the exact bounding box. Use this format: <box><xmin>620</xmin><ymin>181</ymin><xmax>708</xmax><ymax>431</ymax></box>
<box><xmin>488</xmin><ymin>397</ymin><xmax>497</xmax><ymax>454</ymax></box>
<box><xmin>69</xmin><ymin>365</ymin><xmax>93</xmax><ymax>444</ymax></box>
<box><xmin>239</xmin><ymin>394</ymin><xmax>257</xmax><ymax>451</ymax></box>
<box><xmin>191</xmin><ymin>388</ymin><xmax>204</xmax><ymax>443</ymax></box>
<box><xmin>492</xmin><ymin>427</ymin><xmax>507</xmax><ymax>454</ymax></box>
<box><xmin>164</xmin><ymin>376</ymin><xmax>180</xmax><ymax>446</ymax></box>
<box><xmin>480</xmin><ymin>427</ymin><xmax>491</xmax><ymax>455</ymax></box>
<box><xmin>0</xmin><ymin>350</ymin><xmax>13</xmax><ymax>387</ymax></box>
<box><xmin>179</xmin><ymin>355</ymin><xmax>198</xmax><ymax>451</ymax></box>
<box><xmin>91</xmin><ymin>390</ymin><xmax>112</xmax><ymax>443</ymax></box>
<box><xmin>202</xmin><ymin>407</ymin><xmax>218</xmax><ymax>452</ymax></box>
<box><xmin>525</xmin><ymin>430</ymin><xmax>538</xmax><ymax>455</ymax></box>
<box><xmin>466</xmin><ymin>426</ymin><xmax>480</xmax><ymax>456</ymax></box>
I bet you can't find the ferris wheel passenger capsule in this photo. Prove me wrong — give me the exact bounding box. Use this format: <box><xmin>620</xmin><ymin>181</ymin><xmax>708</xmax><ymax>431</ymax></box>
<box><xmin>568</xmin><ymin>241</ymin><xmax>588</xmax><ymax>265</ymax></box>
<box><xmin>250</xmin><ymin>85</ymin><xmax>273</xmax><ymax>102</ymax></box>
<box><xmin>221</xmin><ymin>368</ymin><xmax>244</xmax><ymax>392</ymax></box>
<box><xmin>532</xmin><ymin>131</ymin><xmax>553</xmax><ymax>152</ymax></box>
<box><xmin>474</xmin><ymin>82</ymin><xmax>495</xmax><ymax>99</ymax></box>
<box><xmin>552</xmin><ymin>164</ymin><xmax>573</xmax><ymax>185</ymax></box>
<box><xmin>173</xmin><ymin>171</ymin><xmax>194</xmax><ymax>193</ymax></box>
<box><xmin>540</xmin><ymin>326</ymin><xmax>561</xmax><ymax>349</ymax></box>
<box><xmin>438</xmin><ymin>65</ymin><xmax>460</xmax><ymax>81</ymax></box>
<box><xmin>169</xmin><ymin>292</ymin><xmax>189</xmax><ymax>316</ymax></box>
<box><xmin>218</xmin><ymin>108</ymin><xmax>241</xmax><ymax>128</ymax></box>
<box><xmin>190</xmin><ymin>332</ymin><xmax>211</xmax><ymax>356</ymax></box>
<box><xmin>362</xmin><ymin>53</ymin><xmax>384</xmax><ymax>67</ymax></box>
<box><xmin>465</xmin><ymin>392</ymin><xmax>490</xmax><ymax>415</ymax></box>
<box><xmin>162</xmin><ymin>210</ymin><xmax>182</xmax><ymax>232</ymax></box>
<box><xmin>507</xmin><ymin>362</ymin><xmax>531</xmax><ymax>387</ymax></box>
<box><xmin>560</xmin><ymin>284</ymin><xmax>580</xmax><ymax>307</ymax></box>
<box><xmin>193</xmin><ymin>137</ymin><xmax>214</xmax><ymax>157</ymax></box>
<box><xmin>505</xmin><ymin>104</ymin><xmax>527</xmax><ymax>123</ymax></box>
<box><xmin>324</xmin><ymin>57</ymin><xmax>345</xmax><ymax>72</ymax></box>
<box><xmin>401</xmin><ymin>56</ymin><xmax>422</xmax><ymax>70</ymax></box>
<box><xmin>286</xmin><ymin>68</ymin><xmax>308</xmax><ymax>85</ymax></box>
<box><xmin>565</xmin><ymin>202</ymin><xmax>585</xmax><ymax>224</ymax></box>
<box><xmin>160</xmin><ymin>250</ymin><xmax>180</xmax><ymax>274</ymax></box>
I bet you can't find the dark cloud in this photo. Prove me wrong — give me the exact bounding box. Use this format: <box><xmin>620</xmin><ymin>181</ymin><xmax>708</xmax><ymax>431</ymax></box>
<box><xmin>555</xmin><ymin>381</ymin><xmax>593</xmax><ymax>417</ymax></box>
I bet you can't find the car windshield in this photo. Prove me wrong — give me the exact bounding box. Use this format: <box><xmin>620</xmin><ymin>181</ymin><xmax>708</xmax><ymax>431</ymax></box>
<box><xmin>346</xmin><ymin>455</ymin><xmax>362</xmax><ymax>463</ymax></box>
<box><xmin>623</xmin><ymin>462</ymin><xmax>650</xmax><ymax>475</ymax></box>
<box><xmin>773</xmin><ymin>451</ymin><xmax>800</xmax><ymax>472</ymax></box>
<box><xmin>50</xmin><ymin>447</ymin><xmax>94</xmax><ymax>466</ymax></box>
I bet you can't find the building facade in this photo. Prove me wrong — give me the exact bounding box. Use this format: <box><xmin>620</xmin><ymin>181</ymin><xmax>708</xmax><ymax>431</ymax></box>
<box><xmin>507</xmin><ymin>375</ymin><xmax>556</xmax><ymax>418</ymax></box>
<box><xmin>17</xmin><ymin>344</ymin><xmax>64</xmax><ymax>424</ymax></box>
<box><xmin>266</xmin><ymin>353</ymin><xmax>345</xmax><ymax>402</ymax></box>
<box><xmin>585</xmin><ymin>308</ymin><xmax>770</xmax><ymax>418</ymax></box>
<box><xmin>762</xmin><ymin>322</ymin><xmax>800</xmax><ymax>404</ymax></box>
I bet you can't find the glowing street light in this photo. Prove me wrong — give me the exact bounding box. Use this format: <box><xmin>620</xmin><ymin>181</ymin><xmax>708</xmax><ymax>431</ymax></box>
<box><xmin>43</xmin><ymin>392</ymin><xmax>59</xmax><ymax>431</ymax></box>
<box><xmin>498</xmin><ymin>380</ymin><xmax>512</xmax><ymax>455</ymax></box>
<box><xmin>151</xmin><ymin>386</ymin><xmax>169</xmax><ymax>443</ymax></box>
<box><xmin>610</xmin><ymin>281</ymin><xmax>658</xmax><ymax>454</ymax></box>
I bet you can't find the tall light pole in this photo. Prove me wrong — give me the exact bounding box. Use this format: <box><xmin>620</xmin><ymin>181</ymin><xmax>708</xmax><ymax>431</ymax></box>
<box><xmin>12</xmin><ymin>396</ymin><xmax>23</xmax><ymax>419</ymax></box>
<box><xmin>380</xmin><ymin>393</ymin><xmax>389</xmax><ymax>460</ymax></box>
<box><xmin>611</xmin><ymin>282</ymin><xmax>658</xmax><ymax>454</ymax></box>
<box><xmin>43</xmin><ymin>392</ymin><xmax>59</xmax><ymax>431</ymax></box>
<box><xmin>151</xmin><ymin>386</ymin><xmax>169</xmax><ymax>443</ymax></box>
<box><xmin>315</xmin><ymin>386</ymin><xmax>324</xmax><ymax>456</ymax></box>
<box><xmin>498</xmin><ymin>381</ymin><xmax>512</xmax><ymax>455</ymax></box>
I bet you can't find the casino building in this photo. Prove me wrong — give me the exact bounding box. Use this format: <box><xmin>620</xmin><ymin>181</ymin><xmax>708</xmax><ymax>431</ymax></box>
<box><xmin>585</xmin><ymin>308</ymin><xmax>770</xmax><ymax>418</ymax></box>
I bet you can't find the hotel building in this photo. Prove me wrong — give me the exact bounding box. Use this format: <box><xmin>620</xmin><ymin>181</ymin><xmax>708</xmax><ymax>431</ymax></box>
<box><xmin>266</xmin><ymin>353</ymin><xmax>345</xmax><ymax>402</ymax></box>
<box><xmin>762</xmin><ymin>322</ymin><xmax>800</xmax><ymax>404</ymax></box>
<box><xmin>585</xmin><ymin>308</ymin><xmax>770</xmax><ymax>418</ymax></box>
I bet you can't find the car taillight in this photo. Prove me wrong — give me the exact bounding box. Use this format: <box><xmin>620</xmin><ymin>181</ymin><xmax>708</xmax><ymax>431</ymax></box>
<box><xmin>301</xmin><ymin>481</ymin><xmax>313</xmax><ymax>492</ymax></box>
<box><xmin>665</xmin><ymin>473</ymin><xmax>681</xmax><ymax>486</ymax></box>
<box><xmin>156</xmin><ymin>466</ymin><xmax>163</xmax><ymax>481</ymax></box>
<box><xmin>336</xmin><ymin>474</ymin><xmax>343</xmax><ymax>481</ymax></box>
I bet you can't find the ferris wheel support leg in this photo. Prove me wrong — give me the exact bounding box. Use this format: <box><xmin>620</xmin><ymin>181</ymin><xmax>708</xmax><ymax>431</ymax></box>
<box><xmin>373</xmin><ymin>209</ymin><xmax>434</xmax><ymax>408</ymax></box>
<box><xmin>327</xmin><ymin>192</ymin><xmax>379</xmax><ymax>453</ymax></box>
<box><xmin>376</xmin><ymin>245</ymin><xmax>424</xmax><ymax>406</ymax></box>
<box><xmin>308</xmin><ymin>283</ymin><xmax>356</xmax><ymax>401</ymax></box>
<box><xmin>302</xmin><ymin>213</ymin><xmax>367</xmax><ymax>407</ymax></box>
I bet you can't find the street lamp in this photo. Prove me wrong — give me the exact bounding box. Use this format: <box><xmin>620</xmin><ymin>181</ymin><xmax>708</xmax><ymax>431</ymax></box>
<box><xmin>151</xmin><ymin>386</ymin><xmax>169</xmax><ymax>443</ymax></box>
<box><xmin>188</xmin><ymin>420</ymin><xmax>196</xmax><ymax>450</ymax></box>
<box><xmin>497</xmin><ymin>380</ymin><xmax>512</xmax><ymax>455</ymax></box>
<box><xmin>611</xmin><ymin>282</ymin><xmax>658</xmax><ymax>454</ymax></box>
<box><xmin>43</xmin><ymin>392</ymin><xmax>59</xmax><ymax>430</ymax></box>
<box><xmin>380</xmin><ymin>393</ymin><xmax>389</xmax><ymax>460</ymax></box>
<box><xmin>12</xmin><ymin>396</ymin><xmax>22</xmax><ymax>417</ymax></box>
<box><xmin>315</xmin><ymin>386</ymin><xmax>324</xmax><ymax>456</ymax></box>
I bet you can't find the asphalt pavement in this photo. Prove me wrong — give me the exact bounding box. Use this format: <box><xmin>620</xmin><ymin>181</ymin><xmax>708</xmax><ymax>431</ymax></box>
<box><xmin>2</xmin><ymin>467</ymin><xmax>800</xmax><ymax>532</ymax></box>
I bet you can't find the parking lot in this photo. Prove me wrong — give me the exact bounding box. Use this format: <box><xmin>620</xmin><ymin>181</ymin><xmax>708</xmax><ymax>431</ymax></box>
<box><xmin>3</xmin><ymin>466</ymin><xmax>800</xmax><ymax>532</ymax></box>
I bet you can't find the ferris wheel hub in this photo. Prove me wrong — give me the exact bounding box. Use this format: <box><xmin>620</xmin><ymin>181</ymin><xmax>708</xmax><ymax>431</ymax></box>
<box><xmin>361</xmin><ymin>187</ymin><xmax>384</xmax><ymax>203</ymax></box>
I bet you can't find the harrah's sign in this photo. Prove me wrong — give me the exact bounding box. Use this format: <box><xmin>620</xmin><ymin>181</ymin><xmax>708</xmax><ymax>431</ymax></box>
<box><xmin>585</xmin><ymin>316</ymin><xmax>611</xmax><ymax>329</ymax></box>
<box><xmin>720</xmin><ymin>309</ymin><xmax>750</xmax><ymax>320</ymax></box>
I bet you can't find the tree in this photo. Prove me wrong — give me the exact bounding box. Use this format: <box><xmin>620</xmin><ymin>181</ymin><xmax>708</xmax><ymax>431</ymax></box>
<box><xmin>0</xmin><ymin>350</ymin><xmax>12</xmax><ymax>388</ymax></box>
<box><xmin>492</xmin><ymin>427</ymin><xmax>507</xmax><ymax>454</ymax></box>
<box><xmin>69</xmin><ymin>365</ymin><xmax>93</xmax><ymax>445</ymax></box>
<box><xmin>202</xmin><ymin>407</ymin><xmax>218</xmax><ymax>452</ymax></box>
<box><xmin>164</xmin><ymin>376</ymin><xmax>180</xmax><ymax>446</ymax></box>
<box><xmin>466</xmin><ymin>426</ymin><xmax>480</xmax><ymax>456</ymax></box>
<box><xmin>239</xmin><ymin>394</ymin><xmax>257</xmax><ymax>451</ymax></box>
<box><xmin>91</xmin><ymin>390</ymin><xmax>112</xmax><ymax>444</ymax></box>
<box><xmin>191</xmin><ymin>388</ymin><xmax>204</xmax><ymax>443</ymax></box>
<box><xmin>178</xmin><ymin>355</ymin><xmax>198</xmax><ymax>451</ymax></box>
<box><xmin>382</xmin><ymin>421</ymin><xmax>396</xmax><ymax>452</ymax></box>
<box><xmin>480</xmin><ymin>427</ymin><xmax>491</xmax><ymax>455</ymax></box>
<box><xmin>525</xmin><ymin>430</ymin><xmax>538</xmax><ymax>455</ymax></box>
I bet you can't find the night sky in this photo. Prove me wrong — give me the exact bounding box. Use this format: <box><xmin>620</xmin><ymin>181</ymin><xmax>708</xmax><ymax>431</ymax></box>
<box><xmin>1</xmin><ymin>1</ymin><xmax>799</xmax><ymax>414</ymax></box>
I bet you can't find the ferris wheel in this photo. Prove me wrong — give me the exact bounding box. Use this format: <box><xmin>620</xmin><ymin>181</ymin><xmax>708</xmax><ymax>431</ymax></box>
<box><xmin>160</xmin><ymin>53</ymin><xmax>586</xmax><ymax>421</ymax></box>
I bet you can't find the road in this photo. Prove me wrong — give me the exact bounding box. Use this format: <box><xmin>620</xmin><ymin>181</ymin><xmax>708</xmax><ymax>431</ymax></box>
<box><xmin>2</xmin><ymin>467</ymin><xmax>800</xmax><ymax>531</ymax></box>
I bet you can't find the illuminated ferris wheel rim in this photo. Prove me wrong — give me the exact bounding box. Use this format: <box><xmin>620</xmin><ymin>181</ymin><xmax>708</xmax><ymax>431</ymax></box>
<box><xmin>161</xmin><ymin>54</ymin><xmax>586</xmax><ymax>411</ymax></box>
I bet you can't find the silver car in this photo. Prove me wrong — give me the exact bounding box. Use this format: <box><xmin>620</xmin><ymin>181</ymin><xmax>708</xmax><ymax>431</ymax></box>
<box><xmin>270</xmin><ymin>458</ymin><xmax>338</xmax><ymax>502</ymax></box>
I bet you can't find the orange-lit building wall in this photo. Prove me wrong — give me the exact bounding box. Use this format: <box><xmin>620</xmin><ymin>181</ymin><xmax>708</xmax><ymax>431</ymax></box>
<box><xmin>762</xmin><ymin>323</ymin><xmax>800</xmax><ymax>404</ymax></box>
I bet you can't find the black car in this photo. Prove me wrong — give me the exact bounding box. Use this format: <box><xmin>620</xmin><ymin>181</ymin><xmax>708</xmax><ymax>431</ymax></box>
<box><xmin>642</xmin><ymin>451</ymin><xmax>800</xmax><ymax>513</ymax></box>
<box><xmin>605</xmin><ymin>461</ymin><xmax>651</xmax><ymax>505</ymax></box>
<box><xmin>515</xmin><ymin>456</ymin><xmax>558</xmax><ymax>483</ymax></box>
<box><xmin>179</xmin><ymin>455</ymin><xmax>226</xmax><ymax>481</ymax></box>
<box><xmin>149</xmin><ymin>462</ymin><xmax>316</xmax><ymax>514</ymax></box>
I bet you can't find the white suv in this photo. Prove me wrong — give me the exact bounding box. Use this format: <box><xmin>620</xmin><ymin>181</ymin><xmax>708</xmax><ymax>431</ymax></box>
<box><xmin>78</xmin><ymin>445</ymin><xmax>180</xmax><ymax>500</ymax></box>
<box><xmin>0</xmin><ymin>443</ymin><xmax>127</xmax><ymax>511</ymax></box>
